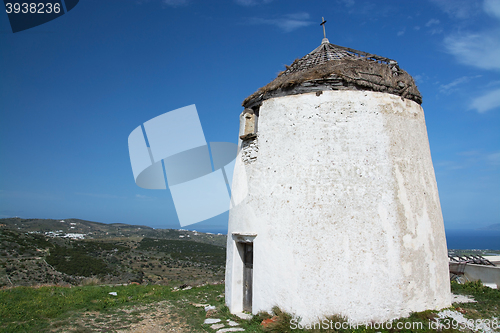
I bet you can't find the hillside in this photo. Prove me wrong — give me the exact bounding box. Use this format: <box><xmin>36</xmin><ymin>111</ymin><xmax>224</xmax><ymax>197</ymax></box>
<box><xmin>0</xmin><ymin>217</ymin><xmax>226</xmax><ymax>247</ymax></box>
<box><xmin>0</xmin><ymin>218</ymin><xmax>227</xmax><ymax>288</ymax></box>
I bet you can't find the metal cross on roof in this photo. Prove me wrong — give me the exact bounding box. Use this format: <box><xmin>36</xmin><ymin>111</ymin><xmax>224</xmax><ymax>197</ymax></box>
<box><xmin>320</xmin><ymin>17</ymin><xmax>327</xmax><ymax>39</ymax></box>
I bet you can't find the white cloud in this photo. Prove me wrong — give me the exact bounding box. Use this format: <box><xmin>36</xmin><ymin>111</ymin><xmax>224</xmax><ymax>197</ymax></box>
<box><xmin>425</xmin><ymin>18</ymin><xmax>440</xmax><ymax>27</ymax></box>
<box><xmin>413</xmin><ymin>74</ymin><xmax>429</xmax><ymax>84</ymax></box>
<box><xmin>397</xmin><ymin>28</ymin><xmax>405</xmax><ymax>36</ymax></box>
<box><xmin>0</xmin><ymin>190</ymin><xmax>59</xmax><ymax>200</ymax></box>
<box><xmin>235</xmin><ymin>0</ymin><xmax>272</xmax><ymax>6</ymax></box>
<box><xmin>459</xmin><ymin>150</ymin><xmax>500</xmax><ymax>166</ymax></box>
<box><xmin>457</xmin><ymin>150</ymin><xmax>480</xmax><ymax>157</ymax></box>
<box><xmin>484</xmin><ymin>0</ymin><xmax>500</xmax><ymax>19</ymax></box>
<box><xmin>437</xmin><ymin>150</ymin><xmax>500</xmax><ymax>171</ymax></box>
<box><xmin>162</xmin><ymin>0</ymin><xmax>189</xmax><ymax>6</ymax></box>
<box><xmin>414</xmin><ymin>26</ymin><xmax>421</xmax><ymax>31</ymax></box>
<box><xmin>135</xmin><ymin>194</ymin><xmax>156</xmax><ymax>200</ymax></box>
<box><xmin>339</xmin><ymin>0</ymin><xmax>355</xmax><ymax>7</ymax></box>
<box><xmin>469</xmin><ymin>88</ymin><xmax>500</xmax><ymax>113</ymax></box>
<box><xmin>76</xmin><ymin>192</ymin><xmax>126</xmax><ymax>199</ymax></box>
<box><xmin>250</xmin><ymin>13</ymin><xmax>313</xmax><ymax>33</ymax></box>
<box><xmin>424</xmin><ymin>19</ymin><xmax>442</xmax><ymax>34</ymax></box>
<box><xmin>429</xmin><ymin>0</ymin><xmax>481</xmax><ymax>19</ymax></box>
<box><xmin>435</xmin><ymin>160</ymin><xmax>465</xmax><ymax>170</ymax></box>
<box><xmin>486</xmin><ymin>80</ymin><xmax>500</xmax><ymax>87</ymax></box>
<box><xmin>444</xmin><ymin>30</ymin><xmax>500</xmax><ymax>70</ymax></box>
<box><xmin>439</xmin><ymin>75</ymin><xmax>481</xmax><ymax>93</ymax></box>
<box><xmin>487</xmin><ymin>151</ymin><xmax>500</xmax><ymax>165</ymax></box>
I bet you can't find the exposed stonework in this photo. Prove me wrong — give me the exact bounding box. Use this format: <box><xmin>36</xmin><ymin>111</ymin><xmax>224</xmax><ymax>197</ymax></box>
<box><xmin>241</xmin><ymin>137</ymin><xmax>258</xmax><ymax>165</ymax></box>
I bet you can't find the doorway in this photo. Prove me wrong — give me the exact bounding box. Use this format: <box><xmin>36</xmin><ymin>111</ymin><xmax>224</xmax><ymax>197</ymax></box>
<box><xmin>242</xmin><ymin>242</ymin><xmax>253</xmax><ymax>312</ymax></box>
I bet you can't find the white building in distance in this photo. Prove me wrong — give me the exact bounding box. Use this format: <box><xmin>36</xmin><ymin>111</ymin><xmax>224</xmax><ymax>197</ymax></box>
<box><xmin>225</xmin><ymin>36</ymin><xmax>451</xmax><ymax>324</ymax></box>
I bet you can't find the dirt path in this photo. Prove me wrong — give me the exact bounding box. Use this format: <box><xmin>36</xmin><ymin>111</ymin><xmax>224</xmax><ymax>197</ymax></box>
<box><xmin>51</xmin><ymin>301</ymin><xmax>193</xmax><ymax>333</ymax></box>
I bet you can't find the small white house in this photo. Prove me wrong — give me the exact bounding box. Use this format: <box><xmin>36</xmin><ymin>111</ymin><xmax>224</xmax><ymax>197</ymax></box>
<box><xmin>225</xmin><ymin>37</ymin><xmax>451</xmax><ymax>324</ymax></box>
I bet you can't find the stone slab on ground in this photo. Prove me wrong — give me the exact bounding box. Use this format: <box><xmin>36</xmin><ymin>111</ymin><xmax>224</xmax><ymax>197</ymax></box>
<box><xmin>234</xmin><ymin>313</ymin><xmax>252</xmax><ymax>320</ymax></box>
<box><xmin>210</xmin><ymin>323</ymin><xmax>225</xmax><ymax>330</ymax></box>
<box><xmin>451</xmin><ymin>293</ymin><xmax>476</xmax><ymax>303</ymax></box>
<box><xmin>216</xmin><ymin>328</ymin><xmax>245</xmax><ymax>333</ymax></box>
<box><xmin>227</xmin><ymin>320</ymin><xmax>239</xmax><ymax>326</ymax></box>
<box><xmin>204</xmin><ymin>318</ymin><xmax>221</xmax><ymax>324</ymax></box>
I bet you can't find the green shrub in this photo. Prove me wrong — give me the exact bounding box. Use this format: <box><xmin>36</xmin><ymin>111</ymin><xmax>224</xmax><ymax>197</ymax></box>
<box><xmin>46</xmin><ymin>245</ymin><xmax>111</xmax><ymax>277</ymax></box>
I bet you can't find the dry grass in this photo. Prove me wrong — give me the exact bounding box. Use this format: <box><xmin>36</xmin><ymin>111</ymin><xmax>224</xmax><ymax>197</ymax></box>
<box><xmin>243</xmin><ymin>58</ymin><xmax>422</xmax><ymax>107</ymax></box>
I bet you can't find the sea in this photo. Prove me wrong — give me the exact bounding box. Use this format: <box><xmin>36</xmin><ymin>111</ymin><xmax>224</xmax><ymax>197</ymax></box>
<box><xmin>197</xmin><ymin>228</ymin><xmax>499</xmax><ymax>251</ymax></box>
<box><xmin>445</xmin><ymin>229</ymin><xmax>500</xmax><ymax>250</ymax></box>
<box><xmin>191</xmin><ymin>227</ymin><xmax>500</xmax><ymax>251</ymax></box>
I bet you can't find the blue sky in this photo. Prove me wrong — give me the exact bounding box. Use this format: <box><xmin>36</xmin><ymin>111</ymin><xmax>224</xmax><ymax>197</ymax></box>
<box><xmin>1</xmin><ymin>0</ymin><xmax>499</xmax><ymax>233</ymax></box>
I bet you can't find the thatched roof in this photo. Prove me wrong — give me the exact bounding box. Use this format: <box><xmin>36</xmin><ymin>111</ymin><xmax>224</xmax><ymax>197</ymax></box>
<box><xmin>242</xmin><ymin>39</ymin><xmax>422</xmax><ymax>108</ymax></box>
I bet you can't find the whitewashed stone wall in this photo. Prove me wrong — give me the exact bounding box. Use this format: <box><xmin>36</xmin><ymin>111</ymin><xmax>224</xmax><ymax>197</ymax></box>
<box><xmin>226</xmin><ymin>90</ymin><xmax>451</xmax><ymax>324</ymax></box>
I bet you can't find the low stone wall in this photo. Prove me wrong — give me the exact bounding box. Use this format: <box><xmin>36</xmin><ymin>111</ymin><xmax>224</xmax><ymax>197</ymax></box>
<box><xmin>464</xmin><ymin>264</ymin><xmax>500</xmax><ymax>289</ymax></box>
